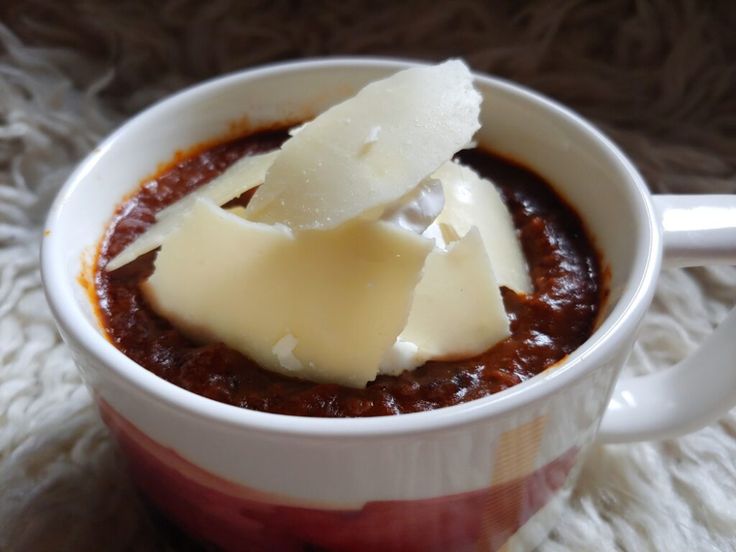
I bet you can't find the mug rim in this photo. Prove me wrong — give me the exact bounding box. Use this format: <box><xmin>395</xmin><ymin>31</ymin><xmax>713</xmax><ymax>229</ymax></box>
<box><xmin>41</xmin><ymin>56</ymin><xmax>662</xmax><ymax>438</ymax></box>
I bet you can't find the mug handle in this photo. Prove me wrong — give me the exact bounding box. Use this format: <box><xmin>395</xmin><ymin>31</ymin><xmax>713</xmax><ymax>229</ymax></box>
<box><xmin>598</xmin><ymin>194</ymin><xmax>736</xmax><ymax>443</ymax></box>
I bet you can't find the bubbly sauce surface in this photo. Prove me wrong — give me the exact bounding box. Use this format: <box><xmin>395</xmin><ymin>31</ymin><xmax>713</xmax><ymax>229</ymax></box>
<box><xmin>96</xmin><ymin>129</ymin><xmax>602</xmax><ymax>417</ymax></box>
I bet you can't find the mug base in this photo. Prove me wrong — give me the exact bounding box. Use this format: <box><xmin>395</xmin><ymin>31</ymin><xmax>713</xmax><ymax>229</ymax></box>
<box><xmin>99</xmin><ymin>400</ymin><xmax>578</xmax><ymax>552</ymax></box>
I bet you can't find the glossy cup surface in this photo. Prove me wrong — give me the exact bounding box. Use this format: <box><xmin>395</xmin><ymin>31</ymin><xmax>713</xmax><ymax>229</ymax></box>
<box><xmin>42</xmin><ymin>59</ymin><xmax>660</xmax><ymax>551</ymax></box>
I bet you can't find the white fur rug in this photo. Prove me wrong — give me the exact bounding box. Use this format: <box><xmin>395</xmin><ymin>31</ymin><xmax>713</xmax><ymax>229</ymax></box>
<box><xmin>1</xmin><ymin>2</ymin><xmax>735</xmax><ymax>550</ymax></box>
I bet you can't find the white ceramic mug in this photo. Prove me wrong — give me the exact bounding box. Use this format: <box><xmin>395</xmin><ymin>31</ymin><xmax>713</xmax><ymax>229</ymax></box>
<box><xmin>41</xmin><ymin>59</ymin><xmax>736</xmax><ymax>552</ymax></box>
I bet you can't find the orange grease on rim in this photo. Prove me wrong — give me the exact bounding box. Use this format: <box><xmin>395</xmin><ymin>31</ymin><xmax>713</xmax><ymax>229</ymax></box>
<box><xmin>77</xmin><ymin>244</ymin><xmax>109</xmax><ymax>341</ymax></box>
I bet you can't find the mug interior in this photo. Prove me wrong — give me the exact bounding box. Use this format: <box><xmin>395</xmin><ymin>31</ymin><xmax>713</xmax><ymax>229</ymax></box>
<box><xmin>41</xmin><ymin>58</ymin><xmax>660</xmax><ymax>434</ymax></box>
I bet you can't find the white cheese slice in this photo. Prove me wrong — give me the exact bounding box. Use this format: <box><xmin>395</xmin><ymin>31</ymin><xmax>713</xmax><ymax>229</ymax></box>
<box><xmin>379</xmin><ymin>339</ymin><xmax>425</xmax><ymax>376</ymax></box>
<box><xmin>244</xmin><ymin>59</ymin><xmax>481</xmax><ymax>230</ymax></box>
<box><xmin>226</xmin><ymin>206</ymin><xmax>248</xmax><ymax>218</ymax></box>
<box><xmin>105</xmin><ymin>150</ymin><xmax>277</xmax><ymax>271</ymax></box>
<box><xmin>154</xmin><ymin>150</ymin><xmax>278</xmax><ymax>221</ymax></box>
<box><xmin>364</xmin><ymin>125</ymin><xmax>381</xmax><ymax>146</ymax></box>
<box><xmin>288</xmin><ymin>122</ymin><xmax>308</xmax><ymax>136</ymax></box>
<box><xmin>272</xmin><ymin>334</ymin><xmax>303</xmax><ymax>372</ymax></box>
<box><xmin>400</xmin><ymin>227</ymin><xmax>510</xmax><ymax>360</ymax></box>
<box><xmin>142</xmin><ymin>199</ymin><xmax>433</xmax><ymax>388</ymax></box>
<box><xmin>380</xmin><ymin>177</ymin><xmax>444</xmax><ymax>235</ymax></box>
<box><xmin>427</xmin><ymin>161</ymin><xmax>532</xmax><ymax>293</ymax></box>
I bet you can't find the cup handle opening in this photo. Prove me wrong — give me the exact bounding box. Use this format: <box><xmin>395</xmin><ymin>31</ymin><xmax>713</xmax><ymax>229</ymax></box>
<box><xmin>597</xmin><ymin>194</ymin><xmax>736</xmax><ymax>443</ymax></box>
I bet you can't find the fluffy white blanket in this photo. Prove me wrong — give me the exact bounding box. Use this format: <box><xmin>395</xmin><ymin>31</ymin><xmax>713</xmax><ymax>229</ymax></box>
<box><xmin>1</xmin><ymin>1</ymin><xmax>734</xmax><ymax>550</ymax></box>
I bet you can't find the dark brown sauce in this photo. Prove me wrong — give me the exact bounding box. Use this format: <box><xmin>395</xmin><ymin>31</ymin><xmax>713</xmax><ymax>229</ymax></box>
<box><xmin>96</xmin><ymin>128</ymin><xmax>602</xmax><ymax>417</ymax></box>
